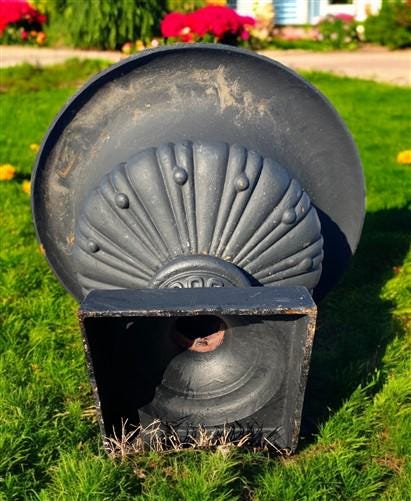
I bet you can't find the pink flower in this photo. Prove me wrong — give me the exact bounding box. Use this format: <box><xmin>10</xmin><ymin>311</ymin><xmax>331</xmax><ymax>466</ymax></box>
<box><xmin>240</xmin><ymin>30</ymin><xmax>250</xmax><ymax>40</ymax></box>
<box><xmin>334</xmin><ymin>13</ymin><xmax>354</xmax><ymax>23</ymax></box>
<box><xmin>241</xmin><ymin>16</ymin><xmax>255</xmax><ymax>26</ymax></box>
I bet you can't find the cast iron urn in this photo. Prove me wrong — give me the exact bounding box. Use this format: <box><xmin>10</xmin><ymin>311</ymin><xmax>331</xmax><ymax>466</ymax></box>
<box><xmin>32</xmin><ymin>44</ymin><xmax>365</xmax><ymax>452</ymax></box>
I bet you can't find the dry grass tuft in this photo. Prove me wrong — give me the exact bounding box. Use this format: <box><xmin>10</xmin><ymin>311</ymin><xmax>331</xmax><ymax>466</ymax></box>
<box><xmin>104</xmin><ymin>419</ymin><xmax>287</xmax><ymax>459</ymax></box>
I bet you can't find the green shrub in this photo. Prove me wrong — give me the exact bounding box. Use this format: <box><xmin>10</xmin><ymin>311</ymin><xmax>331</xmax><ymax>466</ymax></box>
<box><xmin>47</xmin><ymin>0</ymin><xmax>165</xmax><ymax>49</ymax></box>
<box><xmin>318</xmin><ymin>14</ymin><xmax>359</xmax><ymax>49</ymax></box>
<box><xmin>166</xmin><ymin>0</ymin><xmax>204</xmax><ymax>12</ymax></box>
<box><xmin>365</xmin><ymin>0</ymin><xmax>411</xmax><ymax>49</ymax></box>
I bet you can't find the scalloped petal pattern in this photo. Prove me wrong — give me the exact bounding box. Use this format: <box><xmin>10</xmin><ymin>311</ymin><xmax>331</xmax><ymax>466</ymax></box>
<box><xmin>73</xmin><ymin>141</ymin><xmax>323</xmax><ymax>294</ymax></box>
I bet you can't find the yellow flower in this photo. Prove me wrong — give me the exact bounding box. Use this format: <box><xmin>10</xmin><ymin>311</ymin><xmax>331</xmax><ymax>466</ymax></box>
<box><xmin>135</xmin><ymin>39</ymin><xmax>145</xmax><ymax>51</ymax></box>
<box><xmin>22</xmin><ymin>180</ymin><xmax>31</xmax><ymax>194</ymax></box>
<box><xmin>206</xmin><ymin>0</ymin><xmax>226</xmax><ymax>4</ymax></box>
<box><xmin>0</xmin><ymin>164</ymin><xmax>16</xmax><ymax>181</ymax></box>
<box><xmin>36</xmin><ymin>32</ymin><xmax>46</xmax><ymax>45</ymax></box>
<box><xmin>397</xmin><ymin>150</ymin><xmax>411</xmax><ymax>164</ymax></box>
<box><xmin>30</xmin><ymin>143</ymin><xmax>40</xmax><ymax>153</ymax></box>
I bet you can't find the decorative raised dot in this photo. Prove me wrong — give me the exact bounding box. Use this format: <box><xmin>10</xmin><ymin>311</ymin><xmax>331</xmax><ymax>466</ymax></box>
<box><xmin>88</xmin><ymin>240</ymin><xmax>99</xmax><ymax>253</ymax></box>
<box><xmin>301</xmin><ymin>257</ymin><xmax>313</xmax><ymax>271</ymax></box>
<box><xmin>173</xmin><ymin>167</ymin><xmax>188</xmax><ymax>185</ymax></box>
<box><xmin>282</xmin><ymin>208</ymin><xmax>297</xmax><ymax>224</ymax></box>
<box><xmin>235</xmin><ymin>174</ymin><xmax>249</xmax><ymax>192</ymax></box>
<box><xmin>115</xmin><ymin>192</ymin><xmax>129</xmax><ymax>209</ymax></box>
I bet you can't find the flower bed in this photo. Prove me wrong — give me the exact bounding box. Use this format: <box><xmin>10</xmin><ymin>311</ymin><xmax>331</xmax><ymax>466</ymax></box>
<box><xmin>317</xmin><ymin>13</ymin><xmax>360</xmax><ymax>49</ymax></box>
<box><xmin>0</xmin><ymin>0</ymin><xmax>47</xmax><ymax>45</ymax></box>
<box><xmin>161</xmin><ymin>5</ymin><xmax>255</xmax><ymax>44</ymax></box>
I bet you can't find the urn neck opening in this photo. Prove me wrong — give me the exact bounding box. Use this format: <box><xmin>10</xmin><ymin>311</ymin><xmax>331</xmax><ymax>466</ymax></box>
<box><xmin>172</xmin><ymin>315</ymin><xmax>226</xmax><ymax>353</ymax></box>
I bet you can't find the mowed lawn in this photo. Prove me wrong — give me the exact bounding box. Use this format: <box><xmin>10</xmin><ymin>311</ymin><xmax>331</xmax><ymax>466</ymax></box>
<box><xmin>0</xmin><ymin>60</ymin><xmax>410</xmax><ymax>500</ymax></box>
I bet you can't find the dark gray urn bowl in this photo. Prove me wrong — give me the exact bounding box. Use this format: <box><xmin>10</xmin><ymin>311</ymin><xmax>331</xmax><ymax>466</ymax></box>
<box><xmin>32</xmin><ymin>44</ymin><xmax>365</xmax><ymax>302</ymax></box>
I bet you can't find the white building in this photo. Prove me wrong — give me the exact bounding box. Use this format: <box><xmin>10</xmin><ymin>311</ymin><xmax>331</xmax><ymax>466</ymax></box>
<box><xmin>231</xmin><ymin>0</ymin><xmax>382</xmax><ymax>24</ymax></box>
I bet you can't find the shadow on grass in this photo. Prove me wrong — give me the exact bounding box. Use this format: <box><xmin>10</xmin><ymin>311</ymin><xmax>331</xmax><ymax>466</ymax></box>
<box><xmin>224</xmin><ymin>207</ymin><xmax>410</xmax><ymax>498</ymax></box>
<box><xmin>300</xmin><ymin>206</ymin><xmax>410</xmax><ymax>443</ymax></box>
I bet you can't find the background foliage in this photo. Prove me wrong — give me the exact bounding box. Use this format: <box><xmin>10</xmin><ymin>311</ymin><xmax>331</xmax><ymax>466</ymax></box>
<box><xmin>46</xmin><ymin>0</ymin><xmax>166</xmax><ymax>49</ymax></box>
<box><xmin>2</xmin><ymin>0</ymin><xmax>411</xmax><ymax>50</ymax></box>
<box><xmin>365</xmin><ymin>0</ymin><xmax>411</xmax><ymax>49</ymax></box>
<box><xmin>166</xmin><ymin>0</ymin><xmax>205</xmax><ymax>11</ymax></box>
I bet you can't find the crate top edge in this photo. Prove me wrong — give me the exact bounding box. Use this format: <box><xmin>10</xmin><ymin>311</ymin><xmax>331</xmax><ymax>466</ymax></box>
<box><xmin>78</xmin><ymin>286</ymin><xmax>316</xmax><ymax>319</ymax></box>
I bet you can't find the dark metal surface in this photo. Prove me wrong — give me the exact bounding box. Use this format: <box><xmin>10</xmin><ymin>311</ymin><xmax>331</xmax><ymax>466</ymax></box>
<box><xmin>79</xmin><ymin>286</ymin><xmax>317</xmax><ymax>451</ymax></box>
<box><xmin>32</xmin><ymin>44</ymin><xmax>366</xmax><ymax>452</ymax></box>
<box><xmin>32</xmin><ymin>44</ymin><xmax>365</xmax><ymax>301</ymax></box>
<box><xmin>72</xmin><ymin>141</ymin><xmax>323</xmax><ymax>297</ymax></box>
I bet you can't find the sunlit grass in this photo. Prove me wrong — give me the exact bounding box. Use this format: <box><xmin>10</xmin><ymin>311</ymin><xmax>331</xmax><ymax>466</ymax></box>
<box><xmin>0</xmin><ymin>60</ymin><xmax>410</xmax><ymax>500</ymax></box>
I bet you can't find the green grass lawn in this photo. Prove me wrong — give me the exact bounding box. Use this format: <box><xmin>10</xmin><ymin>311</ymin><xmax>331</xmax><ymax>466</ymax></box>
<box><xmin>0</xmin><ymin>60</ymin><xmax>410</xmax><ymax>500</ymax></box>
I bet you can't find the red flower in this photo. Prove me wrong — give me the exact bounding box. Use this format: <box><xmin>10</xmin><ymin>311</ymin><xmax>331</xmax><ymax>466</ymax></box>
<box><xmin>0</xmin><ymin>0</ymin><xmax>47</xmax><ymax>33</ymax></box>
<box><xmin>161</xmin><ymin>5</ymin><xmax>255</xmax><ymax>42</ymax></box>
<box><xmin>179</xmin><ymin>26</ymin><xmax>194</xmax><ymax>43</ymax></box>
<box><xmin>37</xmin><ymin>14</ymin><xmax>47</xmax><ymax>24</ymax></box>
<box><xmin>161</xmin><ymin>12</ymin><xmax>189</xmax><ymax>38</ymax></box>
